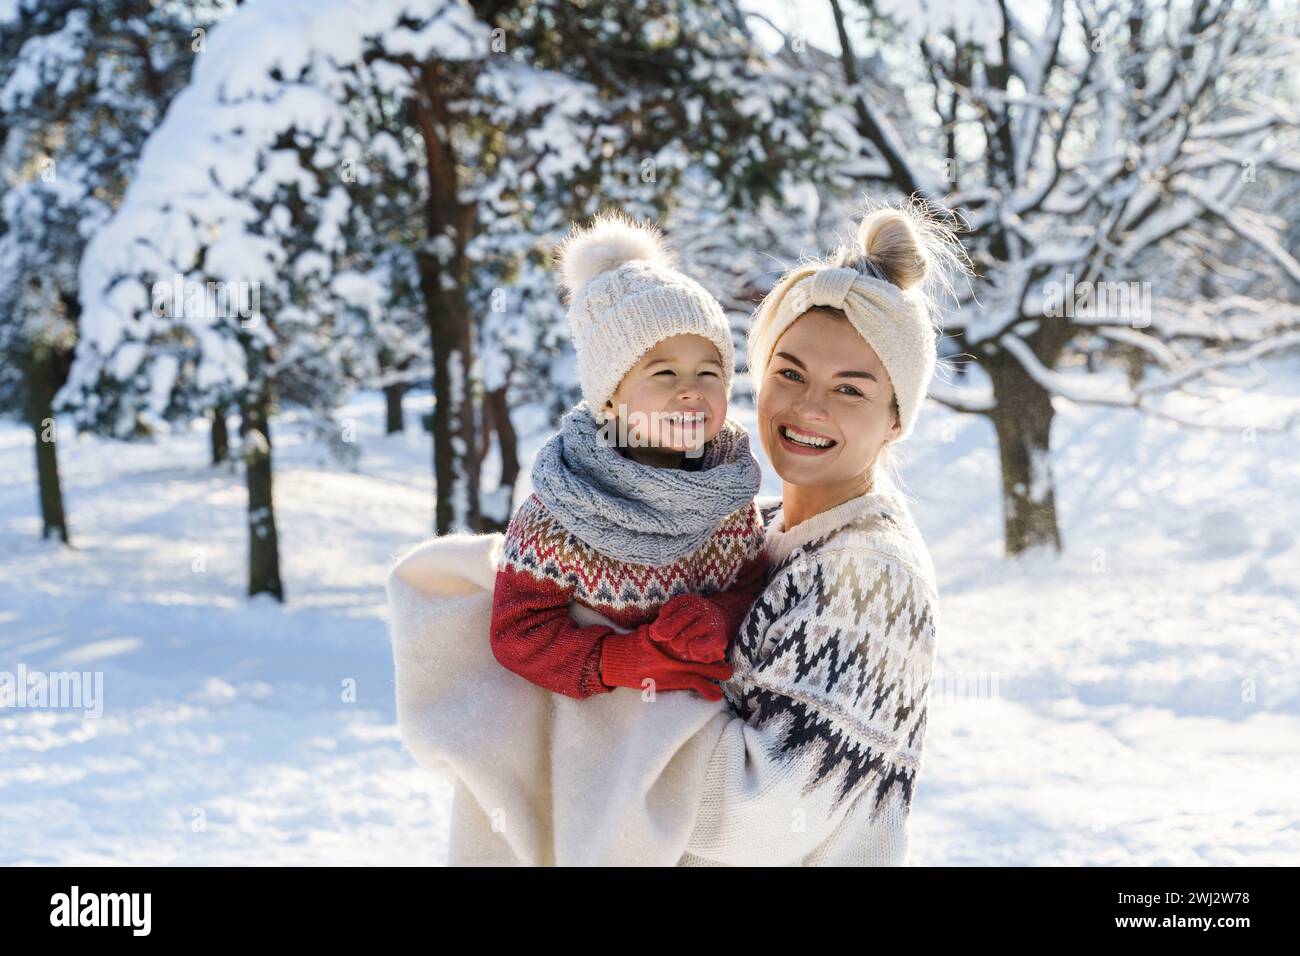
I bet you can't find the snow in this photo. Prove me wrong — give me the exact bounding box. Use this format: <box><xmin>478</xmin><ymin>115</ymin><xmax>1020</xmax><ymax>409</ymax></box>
<box><xmin>0</xmin><ymin>8</ymin><xmax>89</xmax><ymax>109</ymax></box>
<box><xmin>1198</xmin><ymin>509</ymin><xmax>1252</xmax><ymax>554</ymax></box>
<box><xmin>3</xmin><ymin>354</ymin><xmax>1299</xmax><ymax>864</ymax></box>
<box><xmin>0</xmin><ymin>391</ymin><xmax>451</xmax><ymax>864</ymax></box>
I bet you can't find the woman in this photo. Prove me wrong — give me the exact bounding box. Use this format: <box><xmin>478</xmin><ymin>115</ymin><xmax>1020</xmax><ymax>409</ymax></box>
<box><xmin>678</xmin><ymin>202</ymin><xmax>966</xmax><ymax>865</ymax></box>
<box><xmin>386</xmin><ymin>201</ymin><xmax>963</xmax><ymax>867</ymax></box>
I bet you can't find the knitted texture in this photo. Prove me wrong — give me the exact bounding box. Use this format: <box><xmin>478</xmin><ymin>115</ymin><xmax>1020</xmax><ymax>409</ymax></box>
<box><xmin>680</xmin><ymin>488</ymin><xmax>939</xmax><ymax>866</ymax></box>
<box><xmin>388</xmin><ymin>531</ymin><xmax>742</xmax><ymax>866</ymax></box>
<box><xmin>556</xmin><ymin>213</ymin><xmax>735</xmax><ymax>420</ymax></box>
<box><xmin>747</xmin><ymin>265</ymin><xmax>935</xmax><ymax>440</ymax></box>
<box><xmin>491</xmin><ymin>491</ymin><xmax>767</xmax><ymax>699</ymax></box>
<box><xmin>530</xmin><ymin>402</ymin><xmax>762</xmax><ymax>566</ymax></box>
<box><xmin>387</xmin><ymin>487</ymin><xmax>938</xmax><ymax>865</ymax></box>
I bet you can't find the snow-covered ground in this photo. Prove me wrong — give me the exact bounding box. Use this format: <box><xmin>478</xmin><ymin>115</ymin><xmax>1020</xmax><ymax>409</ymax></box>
<box><xmin>2</xmin><ymin>360</ymin><xmax>1298</xmax><ymax>866</ymax></box>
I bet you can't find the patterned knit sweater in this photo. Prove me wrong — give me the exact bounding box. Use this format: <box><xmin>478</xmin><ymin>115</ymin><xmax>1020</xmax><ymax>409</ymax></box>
<box><xmin>680</xmin><ymin>487</ymin><xmax>939</xmax><ymax>866</ymax></box>
<box><xmin>490</xmin><ymin>493</ymin><xmax>768</xmax><ymax>699</ymax></box>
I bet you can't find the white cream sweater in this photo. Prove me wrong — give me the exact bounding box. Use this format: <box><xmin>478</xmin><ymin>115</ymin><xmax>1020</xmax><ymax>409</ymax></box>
<box><xmin>386</xmin><ymin>488</ymin><xmax>938</xmax><ymax>866</ymax></box>
<box><xmin>680</xmin><ymin>489</ymin><xmax>939</xmax><ymax>866</ymax></box>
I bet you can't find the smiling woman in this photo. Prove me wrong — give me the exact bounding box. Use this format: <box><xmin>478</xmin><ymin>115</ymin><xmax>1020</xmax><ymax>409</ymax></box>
<box><xmin>746</xmin><ymin>199</ymin><xmax>966</xmax><ymax>495</ymax></box>
<box><xmin>758</xmin><ymin>312</ymin><xmax>902</xmax><ymax>527</ymax></box>
<box><xmin>672</xmin><ymin>200</ymin><xmax>972</xmax><ymax>866</ymax></box>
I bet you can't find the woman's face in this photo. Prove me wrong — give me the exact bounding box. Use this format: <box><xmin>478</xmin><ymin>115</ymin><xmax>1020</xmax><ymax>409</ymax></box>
<box><xmin>756</xmin><ymin>309</ymin><xmax>901</xmax><ymax>490</ymax></box>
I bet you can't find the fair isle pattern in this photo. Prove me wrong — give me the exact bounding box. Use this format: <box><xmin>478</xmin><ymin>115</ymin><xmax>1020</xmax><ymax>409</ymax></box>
<box><xmin>724</xmin><ymin>507</ymin><xmax>937</xmax><ymax>827</ymax></box>
<box><xmin>499</xmin><ymin>493</ymin><xmax>765</xmax><ymax>619</ymax></box>
<box><xmin>756</xmin><ymin>496</ymin><xmax>784</xmax><ymax>528</ymax></box>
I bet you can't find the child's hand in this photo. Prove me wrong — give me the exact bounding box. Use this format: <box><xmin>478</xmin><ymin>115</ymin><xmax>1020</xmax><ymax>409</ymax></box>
<box><xmin>600</xmin><ymin>627</ymin><xmax>733</xmax><ymax>700</ymax></box>
<box><xmin>648</xmin><ymin>594</ymin><xmax>729</xmax><ymax>663</ymax></box>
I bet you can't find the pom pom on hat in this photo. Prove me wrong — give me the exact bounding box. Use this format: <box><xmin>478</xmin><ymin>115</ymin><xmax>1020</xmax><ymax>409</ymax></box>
<box><xmin>555</xmin><ymin>211</ymin><xmax>674</xmax><ymax>298</ymax></box>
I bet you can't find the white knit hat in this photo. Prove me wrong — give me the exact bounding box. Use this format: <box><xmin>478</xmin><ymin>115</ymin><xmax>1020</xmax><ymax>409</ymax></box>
<box><xmin>555</xmin><ymin>212</ymin><xmax>735</xmax><ymax>421</ymax></box>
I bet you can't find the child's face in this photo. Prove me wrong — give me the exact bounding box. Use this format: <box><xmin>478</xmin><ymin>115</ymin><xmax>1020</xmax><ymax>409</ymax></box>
<box><xmin>605</xmin><ymin>334</ymin><xmax>728</xmax><ymax>455</ymax></box>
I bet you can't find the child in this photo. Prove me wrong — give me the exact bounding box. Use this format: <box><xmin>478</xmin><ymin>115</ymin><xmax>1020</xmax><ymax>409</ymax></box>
<box><xmin>490</xmin><ymin>211</ymin><xmax>768</xmax><ymax>702</ymax></box>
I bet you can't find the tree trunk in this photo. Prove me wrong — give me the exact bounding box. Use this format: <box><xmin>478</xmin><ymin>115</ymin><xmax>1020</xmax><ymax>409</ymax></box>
<box><xmin>239</xmin><ymin>390</ymin><xmax>283</xmax><ymax>601</ymax></box>
<box><xmin>384</xmin><ymin>382</ymin><xmax>405</xmax><ymax>434</ymax></box>
<box><xmin>419</xmin><ymin>259</ymin><xmax>480</xmax><ymax>535</ymax></box>
<box><xmin>413</xmin><ymin>60</ymin><xmax>481</xmax><ymax>536</ymax></box>
<box><xmin>479</xmin><ymin>384</ymin><xmax>520</xmax><ymax>532</ymax></box>
<box><xmin>986</xmin><ymin>356</ymin><xmax>1063</xmax><ymax>555</ymax></box>
<box><xmin>24</xmin><ymin>345</ymin><xmax>70</xmax><ymax>544</ymax></box>
<box><xmin>210</xmin><ymin>404</ymin><xmax>230</xmax><ymax>465</ymax></box>
<box><xmin>488</xmin><ymin>385</ymin><xmax>519</xmax><ymax>490</ymax></box>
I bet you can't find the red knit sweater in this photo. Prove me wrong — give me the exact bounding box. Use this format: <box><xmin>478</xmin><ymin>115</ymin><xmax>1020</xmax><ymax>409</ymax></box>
<box><xmin>490</xmin><ymin>492</ymin><xmax>768</xmax><ymax>699</ymax></box>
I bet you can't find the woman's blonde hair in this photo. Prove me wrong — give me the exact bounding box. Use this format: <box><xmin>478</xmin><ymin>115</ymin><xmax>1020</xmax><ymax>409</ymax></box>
<box><xmin>747</xmin><ymin>196</ymin><xmax>970</xmax><ymax>499</ymax></box>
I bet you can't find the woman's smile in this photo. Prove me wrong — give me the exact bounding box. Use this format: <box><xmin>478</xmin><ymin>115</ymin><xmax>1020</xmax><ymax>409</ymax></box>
<box><xmin>777</xmin><ymin>423</ymin><xmax>838</xmax><ymax>454</ymax></box>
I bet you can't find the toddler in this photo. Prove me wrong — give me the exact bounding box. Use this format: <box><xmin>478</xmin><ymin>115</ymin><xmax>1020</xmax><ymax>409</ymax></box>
<box><xmin>490</xmin><ymin>212</ymin><xmax>767</xmax><ymax>701</ymax></box>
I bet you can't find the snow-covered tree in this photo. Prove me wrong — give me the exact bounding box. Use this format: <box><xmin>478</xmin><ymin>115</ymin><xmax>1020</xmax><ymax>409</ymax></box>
<box><xmin>58</xmin><ymin>0</ymin><xmax>484</xmax><ymax>599</ymax></box>
<box><xmin>820</xmin><ymin>0</ymin><xmax>1300</xmax><ymax>554</ymax></box>
<box><xmin>0</xmin><ymin>0</ymin><xmax>213</xmax><ymax>543</ymax></box>
<box><xmin>62</xmin><ymin>0</ymin><xmax>846</xmax><ymax>589</ymax></box>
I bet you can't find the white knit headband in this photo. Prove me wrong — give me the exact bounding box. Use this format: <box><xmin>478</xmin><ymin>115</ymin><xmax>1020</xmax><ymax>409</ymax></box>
<box><xmin>773</xmin><ymin>267</ymin><xmax>921</xmax><ymax>330</ymax></box>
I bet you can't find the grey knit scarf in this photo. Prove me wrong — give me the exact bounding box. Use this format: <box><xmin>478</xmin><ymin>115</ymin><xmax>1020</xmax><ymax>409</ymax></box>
<box><xmin>531</xmin><ymin>402</ymin><xmax>761</xmax><ymax>566</ymax></box>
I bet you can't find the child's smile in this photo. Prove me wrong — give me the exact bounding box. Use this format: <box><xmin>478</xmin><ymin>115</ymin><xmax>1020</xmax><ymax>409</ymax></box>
<box><xmin>605</xmin><ymin>334</ymin><xmax>728</xmax><ymax>465</ymax></box>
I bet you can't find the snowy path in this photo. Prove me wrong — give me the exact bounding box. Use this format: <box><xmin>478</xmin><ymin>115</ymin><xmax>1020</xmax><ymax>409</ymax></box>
<box><xmin>0</xmin><ymin>397</ymin><xmax>453</xmax><ymax>865</ymax></box>
<box><xmin>2</xmin><ymin>367</ymin><xmax>1298</xmax><ymax>865</ymax></box>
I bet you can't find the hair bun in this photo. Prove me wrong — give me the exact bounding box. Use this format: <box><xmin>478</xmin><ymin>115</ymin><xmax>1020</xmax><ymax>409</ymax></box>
<box><xmin>555</xmin><ymin>210</ymin><xmax>673</xmax><ymax>297</ymax></box>
<box><xmin>854</xmin><ymin>208</ymin><xmax>927</xmax><ymax>291</ymax></box>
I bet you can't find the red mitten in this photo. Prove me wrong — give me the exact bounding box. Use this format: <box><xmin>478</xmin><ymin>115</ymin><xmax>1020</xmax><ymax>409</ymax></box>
<box><xmin>599</xmin><ymin>626</ymin><xmax>733</xmax><ymax>701</ymax></box>
<box><xmin>648</xmin><ymin>594</ymin><xmax>729</xmax><ymax>663</ymax></box>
